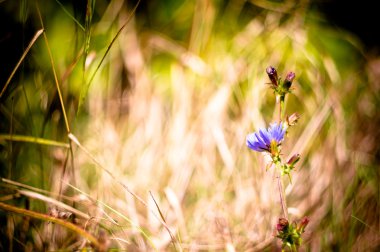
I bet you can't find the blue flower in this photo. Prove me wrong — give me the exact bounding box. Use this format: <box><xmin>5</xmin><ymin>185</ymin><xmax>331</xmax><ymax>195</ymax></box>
<box><xmin>246</xmin><ymin>122</ymin><xmax>286</xmax><ymax>153</ymax></box>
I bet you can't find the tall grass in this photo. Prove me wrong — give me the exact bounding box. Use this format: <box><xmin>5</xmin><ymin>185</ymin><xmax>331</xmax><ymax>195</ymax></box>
<box><xmin>0</xmin><ymin>0</ymin><xmax>379</xmax><ymax>251</ymax></box>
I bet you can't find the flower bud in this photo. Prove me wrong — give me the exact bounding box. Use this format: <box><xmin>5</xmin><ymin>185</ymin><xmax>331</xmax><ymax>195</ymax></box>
<box><xmin>286</xmin><ymin>112</ymin><xmax>300</xmax><ymax>127</ymax></box>
<box><xmin>287</xmin><ymin>154</ymin><xmax>300</xmax><ymax>166</ymax></box>
<box><xmin>283</xmin><ymin>71</ymin><xmax>295</xmax><ymax>90</ymax></box>
<box><xmin>276</xmin><ymin>217</ymin><xmax>289</xmax><ymax>232</ymax></box>
<box><xmin>266</xmin><ymin>66</ymin><xmax>278</xmax><ymax>87</ymax></box>
<box><xmin>298</xmin><ymin>217</ymin><xmax>309</xmax><ymax>233</ymax></box>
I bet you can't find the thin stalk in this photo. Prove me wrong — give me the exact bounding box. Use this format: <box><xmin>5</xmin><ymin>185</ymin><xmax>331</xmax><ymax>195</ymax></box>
<box><xmin>36</xmin><ymin>2</ymin><xmax>70</xmax><ymax>133</ymax></box>
<box><xmin>277</xmin><ymin>177</ymin><xmax>288</xmax><ymax>218</ymax></box>
<box><xmin>276</xmin><ymin>94</ymin><xmax>288</xmax><ymax>219</ymax></box>
<box><xmin>278</xmin><ymin>95</ymin><xmax>285</xmax><ymax>123</ymax></box>
<box><xmin>276</xmin><ymin>162</ymin><xmax>288</xmax><ymax>220</ymax></box>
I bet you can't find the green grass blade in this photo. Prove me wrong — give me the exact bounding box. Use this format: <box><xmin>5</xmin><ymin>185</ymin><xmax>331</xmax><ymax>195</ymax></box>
<box><xmin>55</xmin><ymin>0</ymin><xmax>85</xmax><ymax>31</ymax></box>
<box><xmin>0</xmin><ymin>134</ymin><xmax>69</xmax><ymax>148</ymax></box>
<box><xmin>36</xmin><ymin>3</ymin><xmax>71</xmax><ymax>133</ymax></box>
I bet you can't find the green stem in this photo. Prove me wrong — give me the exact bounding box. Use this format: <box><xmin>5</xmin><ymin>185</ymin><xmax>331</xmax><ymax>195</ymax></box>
<box><xmin>276</xmin><ymin>94</ymin><xmax>288</xmax><ymax>219</ymax></box>
<box><xmin>279</xmin><ymin>95</ymin><xmax>285</xmax><ymax>122</ymax></box>
<box><xmin>276</xmin><ymin>162</ymin><xmax>288</xmax><ymax>220</ymax></box>
<box><xmin>291</xmin><ymin>244</ymin><xmax>298</xmax><ymax>252</ymax></box>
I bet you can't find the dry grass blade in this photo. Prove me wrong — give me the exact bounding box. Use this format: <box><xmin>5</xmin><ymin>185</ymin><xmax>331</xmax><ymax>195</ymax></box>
<box><xmin>149</xmin><ymin>191</ymin><xmax>181</xmax><ymax>251</ymax></box>
<box><xmin>68</xmin><ymin>133</ymin><xmax>177</xmax><ymax>249</ymax></box>
<box><xmin>16</xmin><ymin>189</ymin><xmax>90</xmax><ymax>220</ymax></box>
<box><xmin>0</xmin><ymin>29</ymin><xmax>43</xmax><ymax>98</ymax></box>
<box><xmin>36</xmin><ymin>2</ymin><xmax>70</xmax><ymax>133</ymax></box>
<box><xmin>1</xmin><ymin>178</ymin><xmax>73</xmax><ymax>202</ymax></box>
<box><xmin>65</xmin><ymin>182</ymin><xmax>158</xmax><ymax>251</ymax></box>
<box><xmin>0</xmin><ymin>202</ymin><xmax>100</xmax><ymax>249</ymax></box>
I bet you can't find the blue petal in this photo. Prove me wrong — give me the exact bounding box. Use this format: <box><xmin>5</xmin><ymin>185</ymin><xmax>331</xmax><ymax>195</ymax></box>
<box><xmin>269</xmin><ymin>122</ymin><xmax>285</xmax><ymax>143</ymax></box>
<box><xmin>247</xmin><ymin>133</ymin><xmax>268</xmax><ymax>152</ymax></box>
<box><xmin>246</xmin><ymin>133</ymin><xmax>259</xmax><ymax>151</ymax></box>
<box><xmin>259</xmin><ymin>128</ymin><xmax>271</xmax><ymax>146</ymax></box>
<box><xmin>247</xmin><ymin>122</ymin><xmax>285</xmax><ymax>153</ymax></box>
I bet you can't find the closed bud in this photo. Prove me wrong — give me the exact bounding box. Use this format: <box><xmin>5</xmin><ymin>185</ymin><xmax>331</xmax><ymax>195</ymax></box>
<box><xmin>298</xmin><ymin>217</ymin><xmax>309</xmax><ymax>233</ymax></box>
<box><xmin>266</xmin><ymin>66</ymin><xmax>278</xmax><ymax>87</ymax></box>
<box><xmin>286</xmin><ymin>112</ymin><xmax>300</xmax><ymax>126</ymax></box>
<box><xmin>287</xmin><ymin>154</ymin><xmax>300</xmax><ymax>166</ymax></box>
<box><xmin>283</xmin><ymin>71</ymin><xmax>295</xmax><ymax>90</ymax></box>
<box><xmin>276</xmin><ymin>217</ymin><xmax>289</xmax><ymax>232</ymax></box>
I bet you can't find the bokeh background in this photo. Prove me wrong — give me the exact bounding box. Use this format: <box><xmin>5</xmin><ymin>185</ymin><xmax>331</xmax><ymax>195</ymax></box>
<box><xmin>1</xmin><ymin>0</ymin><xmax>379</xmax><ymax>251</ymax></box>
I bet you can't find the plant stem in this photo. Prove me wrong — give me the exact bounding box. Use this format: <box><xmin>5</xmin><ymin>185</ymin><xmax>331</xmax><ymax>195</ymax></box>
<box><xmin>276</xmin><ymin>163</ymin><xmax>288</xmax><ymax>220</ymax></box>
<box><xmin>276</xmin><ymin>94</ymin><xmax>288</xmax><ymax>219</ymax></box>
<box><xmin>279</xmin><ymin>95</ymin><xmax>285</xmax><ymax>122</ymax></box>
<box><xmin>291</xmin><ymin>244</ymin><xmax>298</xmax><ymax>252</ymax></box>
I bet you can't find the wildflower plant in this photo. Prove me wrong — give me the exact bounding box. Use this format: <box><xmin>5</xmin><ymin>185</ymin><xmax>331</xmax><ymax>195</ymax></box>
<box><xmin>276</xmin><ymin>217</ymin><xmax>310</xmax><ymax>250</ymax></box>
<box><xmin>246</xmin><ymin>66</ymin><xmax>309</xmax><ymax>251</ymax></box>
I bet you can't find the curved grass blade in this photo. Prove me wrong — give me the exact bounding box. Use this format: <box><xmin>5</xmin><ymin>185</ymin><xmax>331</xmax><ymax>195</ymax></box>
<box><xmin>17</xmin><ymin>189</ymin><xmax>91</xmax><ymax>220</ymax></box>
<box><xmin>0</xmin><ymin>202</ymin><xmax>100</xmax><ymax>249</ymax></box>
<box><xmin>1</xmin><ymin>178</ymin><xmax>72</xmax><ymax>202</ymax></box>
<box><xmin>0</xmin><ymin>134</ymin><xmax>69</xmax><ymax>148</ymax></box>
<box><xmin>0</xmin><ymin>29</ymin><xmax>44</xmax><ymax>98</ymax></box>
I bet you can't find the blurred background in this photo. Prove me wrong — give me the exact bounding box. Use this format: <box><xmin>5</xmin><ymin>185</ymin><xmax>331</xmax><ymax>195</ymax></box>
<box><xmin>0</xmin><ymin>0</ymin><xmax>379</xmax><ymax>251</ymax></box>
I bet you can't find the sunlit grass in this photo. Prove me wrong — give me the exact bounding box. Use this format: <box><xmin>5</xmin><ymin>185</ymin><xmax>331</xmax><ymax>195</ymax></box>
<box><xmin>0</xmin><ymin>0</ymin><xmax>379</xmax><ymax>251</ymax></box>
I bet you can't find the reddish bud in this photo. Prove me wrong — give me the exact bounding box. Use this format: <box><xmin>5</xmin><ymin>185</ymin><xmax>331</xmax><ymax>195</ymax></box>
<box><xmin>283</xmin><ymin>71</ymin><xmax>295</xmax><ymax>90</ymax></box>
<box><xmin>287</xmin><ymin>154</ymin><xmax>300</xmax><ymax>166</ymax></box>
<box><xmin>298</xmin><ymin>217</ymin><xmax>309</xmax><ymax>232</ymax></box>
<box><xmin>276</xmin><ymin>217</ymin><xmax>289</xmax><ymax>232</ymax></box>
<box><xmin>266</xmin><ymin>66</ymin><xmax>278</xmax><ymax>87</ymax></box>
